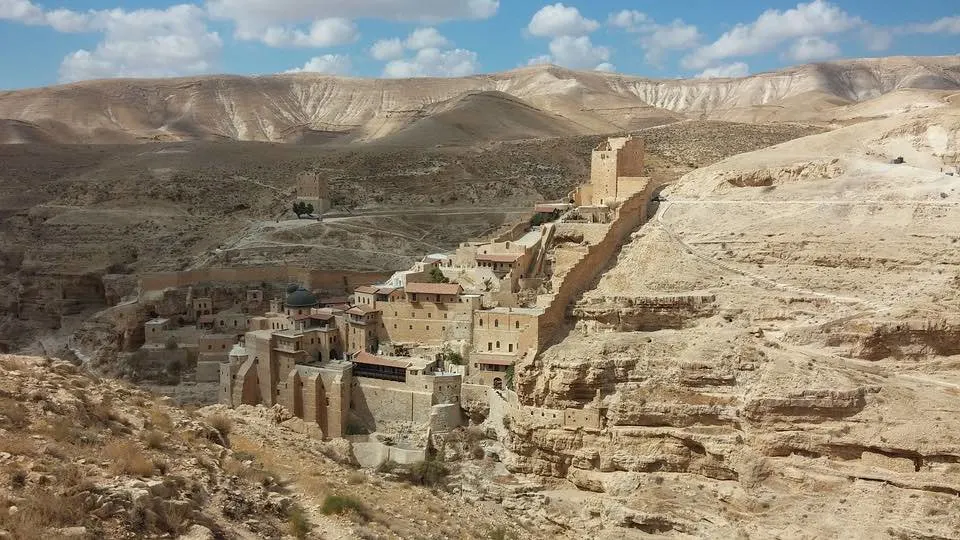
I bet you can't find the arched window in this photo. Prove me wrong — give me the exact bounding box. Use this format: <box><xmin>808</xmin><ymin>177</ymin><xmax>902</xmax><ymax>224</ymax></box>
<box><xmin>494</xmin><ymin>319</ymin><xmax>499</xmax><ymax>328</ymax></box>
<box><xmin>496</xmin><ymin>341</ymin><xmax>500</xmax><ymax>349</ymax></box>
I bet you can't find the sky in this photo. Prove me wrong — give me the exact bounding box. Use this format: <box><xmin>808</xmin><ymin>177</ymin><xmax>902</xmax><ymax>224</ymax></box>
<box><xmin>0</xmin><ymin>0</ymin><xmax>957</xmax><ymax>89</ymax></box>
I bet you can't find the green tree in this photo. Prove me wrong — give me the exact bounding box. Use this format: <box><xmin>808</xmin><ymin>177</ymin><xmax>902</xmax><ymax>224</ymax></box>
<box><xmin>505</xmin><ymin>365</ymin><xmax>515</xmax><ymax>390</ymax></box>
<box><xmin>429</xmin><ymin>267</ymin><xmax>449</xmax><ymax>283</ymax></box>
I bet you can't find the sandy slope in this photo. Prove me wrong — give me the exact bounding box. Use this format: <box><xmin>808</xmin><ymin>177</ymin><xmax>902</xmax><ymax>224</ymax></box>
<box><xmin>0</xmin><ymin>56</ymin><xmax>957</xmax><ymax>144</ymax></box>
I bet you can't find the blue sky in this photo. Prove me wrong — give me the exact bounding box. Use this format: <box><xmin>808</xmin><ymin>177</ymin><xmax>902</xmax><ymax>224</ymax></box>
<box><xmin>0</xmin><ymin>0</ymin><xmax>957</xmax><ymax>89</ymax></box>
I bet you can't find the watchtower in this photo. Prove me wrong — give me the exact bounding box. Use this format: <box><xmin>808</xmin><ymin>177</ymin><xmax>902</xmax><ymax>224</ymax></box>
<box><xmin>296</xmin><ymin>172</ymin><xmax>331</xmax><ymax>213</ymax></box>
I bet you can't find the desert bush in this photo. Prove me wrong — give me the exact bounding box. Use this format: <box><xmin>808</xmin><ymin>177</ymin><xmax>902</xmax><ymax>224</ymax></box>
<box><xmin>288</xmin><ymin>505</ymin><xmax>311</xmax><ymax>539</ymax></box>
<box><xmin>8</xmin><ymin>467</ymin><xmax>27</xmax><ymax>489</ymax></box>
<box><xmin>375</xmin><ymin>459</ymin><xmax>399</xmax><ymax>474</ymax></box>
<box><xmin>148</xmin><ymin>406</ymin><xmax>174</xmax><ymax>432</ymax></box>
<box><xmin>0</xmin><ymin>434</ymin><xmax>36</xmax><ymax>456</ymax></box>
<box><xmin>397</xmin><ymin>458</ymin><xmax>450</xmax><ymax>488</ymax></box>
<box><xmin>470</xmin><ymin>444</ymin><xmax>486</xmax><ymax>460</ymax></box>
<box><xmin>0</xmin><ymin>398</ymin><xmax>30</xmax><ymax>429</ymax></box>
<box><xmin>321</xmin><ymin>495</ymin><xmax>366</xmax><ymax>519</ymax></box>
<box><xmin>104</xmin><ymin>441</ymin><xmax>154</xmax><ymax>477</ymax></box>
<box><xmin>232</xmin><ymin>450</ymin><xmax>256</xmax><ymax>462</ymax></box>
<box><xmin>144</xmin><ymin>430</ymin><xmax>166</xmax><ymax>450</ymax></box>
<box><xmin>206</xmin><ymin>414</ymin><xmax>232</xmax><ymax>437</ymax></box>
<box><xmin>347</xmin><ymin>471</ymin><xmax>366</xmax><ymax>485</ymax></box>
<box><xmin>0</xmin><ymin>487</ymin><xmax>91</xmax><ymax>537</ymax></box>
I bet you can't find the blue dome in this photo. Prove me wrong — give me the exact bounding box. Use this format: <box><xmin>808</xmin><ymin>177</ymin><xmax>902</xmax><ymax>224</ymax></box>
<box><xmin>285</xmin><ymin>286</ymin><xmax>318</xmax><ymax>308</ymax></box>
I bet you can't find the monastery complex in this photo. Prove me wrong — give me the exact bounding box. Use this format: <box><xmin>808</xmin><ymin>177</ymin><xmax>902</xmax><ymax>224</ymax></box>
<box><xmin>139</xmin><ymin>136</ymin><xmax>655</xmax><ymax>445</ymax></box>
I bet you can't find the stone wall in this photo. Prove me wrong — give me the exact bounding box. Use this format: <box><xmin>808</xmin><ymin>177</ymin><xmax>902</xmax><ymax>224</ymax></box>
<box><xmin>350</xmin><ymin>377</ymin><xmax>434</xmax><ymax>431</ymax></box>
<box><xmin>140</xmin><ymin>266</ymin><xmax>391</xmax><ymax>294</ymax></box>
<box><xmin>536</xmin><ymin>179</ymin><xmax>657</xmax><ymax>350</ymax></box>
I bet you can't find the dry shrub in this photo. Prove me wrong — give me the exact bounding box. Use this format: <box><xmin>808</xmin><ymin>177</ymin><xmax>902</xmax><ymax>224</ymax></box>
<box><xmin>0</xmin><ymin>487</ymin><xmax>91</xmax><ymax>538</ymax></box>
<box><xmin>0</xmin><ymin>434</ymin><xmax>36</xmax><ymax>456</ymax></box>
<box><xmin>0</xmin><ymin>398</ymin><xmax>30</xmax><ymax>429</ymax></box>
<box><xmin>7</xmin><ymin>467</ymin><xmax>27</xmax><ymax>489</ymax></box>
<box><xmin>104</xmin><ymin>440</ymin><xmax>155</xmax><ymax>477</ymax></box>
<box><xmin>320</xmin><ymin>495</ymin><xmax>366</xmax><ymax>520</ymax></box>
<box><xmin>347</xmin><ymin>471</ymin><xmax>366</xmax><ymax>485</ymax></box>
<box><xmin>288</xmin><ymin>504</ymin><xmax>311</xmax><ymax>539</ymax></box>
<box><xmin>144</xmin><ymin>430</ymin><xmax>166</xmax><ymax>450</ymax></box>
<box><xmin>149</xmin><ymin>406</ymin><xmax>174</xmax><ymax>432</ymax></box>
<box><xmin>206</xmin><ymin>414</ymin><xmax>232</xmax><ymax>437</ymax></box>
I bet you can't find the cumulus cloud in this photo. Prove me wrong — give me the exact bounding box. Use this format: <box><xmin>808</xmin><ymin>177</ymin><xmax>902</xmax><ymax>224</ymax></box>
<box><xmin>608</xmin><ymin>9</ymin><xmax>651</xmax><ymax>31</ymax></box>
<box><xmin>695</xmin><ymin>62</ymin><xmax>750</xmax><ymax>79</ymax></box>
<box><xmin>682</xmin><ymin>0</ymin><xmax>861</xmax><ymax>70</ymax></box>
<box><xmin>370</xmin><ymin>38</ymin><xmax>405</xmax><ymax>61</ymax></box>
<box><xmin>860</xmin><ymin>25</ymin><xmax>893</xmax><ymax>52</ymax></box>
<box><xmin>594</xmin><ymin>62</ymin><xmax>616</xmax><ymax>72</ymax></box>
<box><xmin>285</xmin><ymin>54</ymin><xmax>351</xmax><ymax>74</ymax></box>
<box><xmin>207</xmin><ymin>0</ymin><xmax>498</xmax><ymax>27</ymax></box>
<box><xmin>531</xmin><ymin>36</ymin><xmax>610</xmax><ymax>71</ymax></box>
<box><xmin>607</xmin><ymin>9</ymin><xmax>700</xmax><ymax>68</ymax></box>
<box><xmin>527</xmin><ymin>3</ymin><xmax>598</xmax><ymax>37</ymax></box>
<box><xmin>383</xmin><ymin>47</ymin><xmax>479</xmax><ymax>78</ymax></box>
<box><xmin>904</xmin><ymin>16</ymin><xmax>960</xmax><ymax>34</ymax></box>
<box><xmin>239</xmin><ymin>17</ymin><xmax>358</xmax><ymax>48</ymax></box>
<box><xmin>405</xmin><ymin>27</ymin><xmax>450</xmax><ymax>49</ymax></box>
<box><xmin>786</xmin><ymin>36</ymin><xmax>840</xmax><ymax>62</ymax></box>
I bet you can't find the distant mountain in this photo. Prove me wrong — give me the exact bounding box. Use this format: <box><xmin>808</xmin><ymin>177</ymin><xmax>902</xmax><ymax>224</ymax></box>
<box><xmin>0</xmin><ymin>56</ymin><xmax>957</xmax><ymax>145</ymax></box>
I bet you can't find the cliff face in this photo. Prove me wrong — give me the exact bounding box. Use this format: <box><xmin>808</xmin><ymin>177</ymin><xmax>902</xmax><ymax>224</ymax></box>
<box><xmin>497</xmin><ymin>103</ymin><xmax>960</xmax><ymax>537</ymax></box>
<box><xmin>0</xmin><ymin>56</ymin><xmax>957</xmax><ymax>144</ymax></box>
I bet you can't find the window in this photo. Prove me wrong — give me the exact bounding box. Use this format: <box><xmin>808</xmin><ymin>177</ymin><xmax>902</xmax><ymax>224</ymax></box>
<box><xmin>515</xmin><ymin>321</ymin><xmax>520</xmax><ymax>329</ymax></box>
<box><xmin>508</xmin><ymin>344</ymin><xmax>513</xmax><ymax>352</ymax></box>
<box><xmin>409</xmin><ymin>325</ymin><xmax>413</xmax><ymax>330</ymax></box>
<box><xmin>487</xmin><ymin>342</ymin><xmax>492</xmax><ymax>351</ymax></box>
<box><xmin>426</xmin><ymin>326</ymin><xmax>430</xmax><ymax>331</ymax></box>
<box><xmin>393</xmin><ymin>324</ymin><xmax>397</xmax><ymax>329</ymax></box>
<box><xmin>494</xmin><ymin>319</ymin><xmax>499</xmax><ymax>328</ymax></box>
<box><xmin>427</xmin><ymin>312</ymin><xmax>431</xmax><ymax>318</ymax></box>
<box><xmin>496</xmin><ymin>341</ymin><xmax>500</xmax><ymax>349</ymax></box>
<box><xmin>443</xmin><ymin>313</ymin><xmax>447</xmax><ymax>319</ymax></box>
<box><xmin>479</xmin><ymin>319</ymin><xmax>483</xmax><ymax>327</ymax></box>
<box><xmin>394</xmin><ymin>311</ymin><xmax>398</xmax><ymax>317</ymax></box>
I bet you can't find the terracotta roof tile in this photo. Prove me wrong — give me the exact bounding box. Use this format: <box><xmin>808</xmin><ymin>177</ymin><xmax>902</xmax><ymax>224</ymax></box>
<box><xmin>354</xmin><ymin>351</ymin><xmax>411</xmax><ymax>369</ymax></box>
<box><xmin>354</xmin><ymin>286</ymin><xmax>379</xmax><ymax>294</ymax></box>
<box><xmin>404</xmin><ymin>282</ymin><xmax>462</xmax><ymax>295</ymax></box>
<box><xmin>347</xmin><ymin>305</ymin><xmax>379</xmax><ymax>316</ymax></box>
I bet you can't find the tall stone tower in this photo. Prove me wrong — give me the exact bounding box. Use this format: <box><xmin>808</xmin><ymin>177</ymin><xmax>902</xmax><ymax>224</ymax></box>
<box><xmin>589</xmin><ymin>136</ymin><xmax>645</xmax><ymax>206</ymax></box>
<box><xmin>296</xmin><ymin>171</ymin><xmax>331</xmax><ymax>213</ymax></box>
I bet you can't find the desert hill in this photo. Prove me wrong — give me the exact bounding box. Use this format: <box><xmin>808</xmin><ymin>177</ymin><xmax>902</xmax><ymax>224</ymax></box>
<box><xmin>0</xmin><ymin>56</ymin><xmax>957</xmax><ymax>144</ymax></box>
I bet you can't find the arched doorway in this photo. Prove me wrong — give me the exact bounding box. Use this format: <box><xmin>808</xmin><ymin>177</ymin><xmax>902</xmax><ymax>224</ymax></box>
<box><xmin>493</xmin><ymin>378</ymin><xmax>503</xmax><ymax>390</ymax></box>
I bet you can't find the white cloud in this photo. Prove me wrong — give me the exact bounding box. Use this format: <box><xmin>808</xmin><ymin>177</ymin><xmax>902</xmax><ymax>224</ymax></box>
<box><xmin>241</xmin><ymin>17</ymin><xmax>358</xmax><ymax>47</ymax></box>
<box><xmin>371</xmin><ymin>38</ymin><xmax>405</xmax><ymax>61</ymax></box>
<box><xmin>696</xmin><ymin>62</ymin><xmax>749</xmax><ymax>79</ymax></box>
<box><xmin>608</xmin><ymin>9</ymin><xmax>650</xmax><ymax>31</ymax></box>
<box><xmin>527</xmin><ymin>3</ymin><xmax>598</xmax><ymax>37</ymax></box>
<box><xmin>405</xmin><ymin>27</ymin><xmax>450</xmax><ymax>50</ymax></box>
<box><xmin>207</xmin><ymin>0</ymin><xmax>498</xmax><ymax>27</ymax></box>
<box><xmin>682</xmin><ymin>0</ymin><xmax>861</xmax><ymax>70</ymax></box>
<box><xmin>60</xmin><ymin>6</ymin><xmax>221</xmax><ymax>82</ymax></box>
<box><xmin>786</xmin><ymin>36</ymin><xmax>840</xmax><ymax>62</ymax></box>
<box><xmin>0</xmin><ymin>0</ymin><xmax>45</xmax><ymax>24</ymax></box>
<box><xmin>285</xmin><ymin>54</ymin><xmax>351</xmax><ymax>74</ymax></box>
<box><xmin>860</xmin><ymin>25</ymin><xmax>893</xmax><ymax>52</ymax></box>
<box><xmin>642</xmin><ymin>20</ymin><xmax>701</xmax><ymax>66</ymax></box>
<box><xmin>383</xmin><ymin>47</ymin><xmax>479</xmax><ymax>78</ymax></box>
<box><xmin>527</xmin><ymin>54</ymin><xmax>553</xmax><ymax>66</ymax></box>
<box><xmin>536</xmin><ymin>36</ymin><xmax>610</xmax><ymax>70</ymax></box>
<box><xmin>905</xmin><ymin>16</ymin><xmax>960</xmax><ymax>34</ymax></box>
<box><xmin>594</xmin><ymin>62</ymin><xmax>615</xmax><ymax>72</ymax></box>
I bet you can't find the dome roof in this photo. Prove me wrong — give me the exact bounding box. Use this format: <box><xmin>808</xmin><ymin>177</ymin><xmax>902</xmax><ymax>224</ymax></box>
<box><xmin>285</xmin><ymin>286</ymin><xmax>318</xmax><ymax>308</ymax></box>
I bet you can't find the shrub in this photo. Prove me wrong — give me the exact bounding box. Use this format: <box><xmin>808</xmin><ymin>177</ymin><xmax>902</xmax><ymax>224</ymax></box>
<box><xmin>288</xmin><ymin>505</ymin><xmax>311</xmax><ymax>539</ymax></box>
<box><xmin>321</xmin><ymin>495</ymin><xmax>365</xmax><ymax>519</ymax></box>
<box><xmin>144</xmin><ymin>430</ymin><xmax>165</xmax><ymax>450</ymax></box>
<box><xmin>164</xmin><ymin>336</ymin><xmax>178</xmax><ymax>350</ymax></box>
<box><xmin>104</xmin><ymin>441</ymin><xmax>155</xmax><ymax>477</ymax></box>
<box><xmin>206</xmin><ymin>414</ymin><xmax>232</xmax><ymax>437</ymax></box>
<box><xmin>398</xmin><ymin>458</ymin><xmax>449</xmax><ymax>488</ymax></box>
<box><xmin>347</xmin><ymin>471</ymin><xmax>366</xmax><ymax>485</ymax></box>
<box><xmin>0</xmin><ymin>398</ymin><xmax>30</xmax><ymax>429</ymax></box>
<box><xmin>8</xmin><ymin>467</ymin><xmax>27</xmax><ymax>489</ymax></box>
<box><xmin>148</xmin><ymin>407</ymin><xmax>174</xmax><ymax>432</ymax></box>
<box><xmin>375</xmin><ymin>459</ymin><xmax>399</xmax><ymax>474</ymax></box>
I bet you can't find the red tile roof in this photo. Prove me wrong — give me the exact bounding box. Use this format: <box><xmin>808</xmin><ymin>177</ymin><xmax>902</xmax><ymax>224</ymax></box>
<box><xmin>292</xmin><ymin>314</ymin><xmax>312</xmax><ymax>321</ymax></box>
<box><xmin>476</xmin><ymin>253</ymin><xmax>522</xmax><ymax>263</ymax></box>
<box><xmin>404</xmin><ymin>282</ymin><xmax>462</xmax><ymax>295</ymax></box>
<box><xmin>354</xmin><ymin>286</ymin><xmax>378</xmax><ymax>294</ymax></box>
<box><xmin>354</xmin><ymin>351</ymin><xmax>412</xmax><ymax>369</ymax></box>
<box><xmin>347</xmin><ymin>305</ymin><xmax>379</xmax><ymax>316</ymax></box>
<box><xmin>310</xmin><ymin>312</ymin><xmax>334</xmax><ymax>321</ymax></box>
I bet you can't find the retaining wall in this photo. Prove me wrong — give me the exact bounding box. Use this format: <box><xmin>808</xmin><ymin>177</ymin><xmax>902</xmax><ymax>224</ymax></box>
<box><xmin>140</xmin><ymin>266</ymin><xmax>392</xmax><ymax>294</ymax></box>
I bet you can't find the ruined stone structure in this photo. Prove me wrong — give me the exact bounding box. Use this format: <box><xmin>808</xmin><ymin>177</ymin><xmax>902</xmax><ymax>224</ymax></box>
<box><xmin>296</xmin><ymin>171</ymin><xmax>331</xmax><ymax>214</ymax></box>
<box><xmin>572</xmin><ymin>135</ymin><xmax>646</xmax><ymax>207</ymax></box>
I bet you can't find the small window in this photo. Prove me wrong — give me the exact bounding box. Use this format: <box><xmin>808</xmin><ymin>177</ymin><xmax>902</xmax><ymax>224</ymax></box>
<box><xmin>427</xmin><ymin>312</ymin><xmax>431</xmax><ymax>318</ymax></box>
<box><xmin>393</xmin><ymin>324</ymin><xmax>397</xmax><ymax>329</ymax></box>
<box><xmin>487</xmin><ymin>342</ymin><xmax>492</xmax><ymax>351</ymax></box>
<box><xmin>494</xmin><ymin>319</ymin><xmax>499</xmax><ymax>328</ymax></box>
<box><xmin>496</xmin><ymin>341</ymin><xmax>500</xmax><ymax>349</ymax></box>
<box><xmin>426</xmin><ymin>325</ymin><xmax>430</xmax><ymax>331</ymax></box>
<box><xmin>515</xmin><ymin>321</ymin><xmax>520</xmax><ymax>329</ymax></box>
<box><xmin>479</xmin><ymin>319</ymin><xmax>483</xmax><ymax>327</ymax></box>
<box><xmin>409</xmin><ymin>325</ymin><xmax>413</xmax><ymax>330</ymax></box>
<box><xmin>508</xmin><ymin>344</ymin><xmax>513</xmax><ymax>352</ymax></box>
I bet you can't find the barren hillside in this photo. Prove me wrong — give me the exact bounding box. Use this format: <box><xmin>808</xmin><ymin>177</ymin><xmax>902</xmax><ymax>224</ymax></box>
<box><xmin>0</xmin><ymin>56</ymin><xmax>957</xmax><ymax>144</ymax></box>
<box><xmin>506</xmin><ymin>87</ymin><xmax>960</xmax><ymax>538</ymax></box>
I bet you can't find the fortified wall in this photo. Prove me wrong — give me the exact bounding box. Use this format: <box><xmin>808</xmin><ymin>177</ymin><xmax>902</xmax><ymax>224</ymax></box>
<box><xmin>140</xmin><ymin>266</ymin><xmax>391</xmax><ymax>294</ymax></box>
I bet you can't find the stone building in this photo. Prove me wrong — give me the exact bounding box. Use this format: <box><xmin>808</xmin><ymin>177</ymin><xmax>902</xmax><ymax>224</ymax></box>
<box><xmin>572</xmin><ymin>135</ymin><xmax>646</xmax><ymax>207</ymax></box>
<box><xmin>296</xmin><ymin>172</ymin><xmax>331</xmax><ymax>214</ymax></box>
